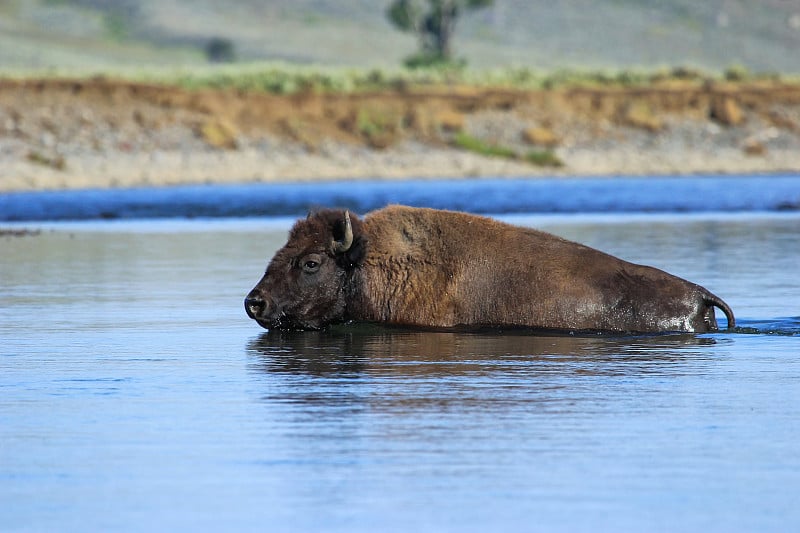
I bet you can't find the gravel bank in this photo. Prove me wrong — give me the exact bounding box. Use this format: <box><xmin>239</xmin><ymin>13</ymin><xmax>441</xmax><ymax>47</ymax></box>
<box><xmin>2</xmin><ymin>79</ymin><xmax>799</xmax><ymax>192</ymax></box>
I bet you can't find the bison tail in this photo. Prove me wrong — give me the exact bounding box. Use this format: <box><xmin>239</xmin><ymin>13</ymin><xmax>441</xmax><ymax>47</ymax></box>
<box><xmin>704</xmin><ymin>292</ymin><xmax>736</xmax><ymax>330</ymax></box>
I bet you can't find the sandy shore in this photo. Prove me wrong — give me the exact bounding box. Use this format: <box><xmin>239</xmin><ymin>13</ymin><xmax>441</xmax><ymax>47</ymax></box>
<box><xmin>2</xmin><ymin>79</ymin><xmax>799</xmax><ymax>192</ymax></box>
<box><xmin>5</xmin><ymin>142</ymin><xmax>800</xmax><ymax>193</ymax></box>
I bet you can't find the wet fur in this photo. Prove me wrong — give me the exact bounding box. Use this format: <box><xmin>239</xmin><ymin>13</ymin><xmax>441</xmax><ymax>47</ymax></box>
<box><xmin>247</xmin><ymin>205</ymin><xmax>735</xmax><ymax>333</ymax></box>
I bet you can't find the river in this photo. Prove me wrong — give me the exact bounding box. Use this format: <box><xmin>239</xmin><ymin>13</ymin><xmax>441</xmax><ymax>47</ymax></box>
<box><xmin>1</xmin><ymin>176</ymin><xmax>799</xmax><ymax>531</ymax></box>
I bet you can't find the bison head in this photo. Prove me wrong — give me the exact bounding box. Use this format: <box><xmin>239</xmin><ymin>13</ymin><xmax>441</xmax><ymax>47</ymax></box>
<box><xmin>244</xmin><ymin>209</ymin><xmax>366</xmax><ymax>330</ymax></box>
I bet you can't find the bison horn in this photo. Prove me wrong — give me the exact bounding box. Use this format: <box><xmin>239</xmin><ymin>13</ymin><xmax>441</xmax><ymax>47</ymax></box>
<box><xmin>332</xmin><ymin>210</ymin><xmax>353</xmax><ymax>254</ymax></box>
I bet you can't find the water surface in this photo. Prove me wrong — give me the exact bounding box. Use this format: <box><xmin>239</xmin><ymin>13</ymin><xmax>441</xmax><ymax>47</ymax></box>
<box><xmin>2</xmin><ymin>174</ymin><xmax>799</xmax><ymax>221</ymax></box>
<box><xmin>2</xmin><ymin>210</ymin><xmax>799</xmax><ymax>532</ymax></box>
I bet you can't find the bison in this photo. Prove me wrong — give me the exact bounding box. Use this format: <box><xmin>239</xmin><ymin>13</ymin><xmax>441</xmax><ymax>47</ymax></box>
<box><xmin>245</xmin><ymin>205</ymin><xmax>735</xmax><ymax>334</ymax></box>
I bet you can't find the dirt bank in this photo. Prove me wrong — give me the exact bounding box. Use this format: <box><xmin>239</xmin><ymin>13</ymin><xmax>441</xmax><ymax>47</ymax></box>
<box><xmin>1</xmin><ymin>78</ymin><xmax>800</xmax><ymax>192</ymax></box>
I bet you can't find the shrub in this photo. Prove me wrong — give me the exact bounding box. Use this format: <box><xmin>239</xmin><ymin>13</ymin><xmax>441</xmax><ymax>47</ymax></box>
<box><xmin>206</xmin><ymin>38</ymin><xmax>236</xmax><ymax>63</ymax></box>
<box><xmin>404</xmin><ymin>52</ymin><xmax>466</xmax><ymax>71</ymax></box>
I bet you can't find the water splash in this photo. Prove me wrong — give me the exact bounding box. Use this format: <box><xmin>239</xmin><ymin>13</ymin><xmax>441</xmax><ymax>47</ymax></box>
<box><xmin>731</xmin><ymin>317</ymin><xmax>800</xmax><ymax>336</ymax></box>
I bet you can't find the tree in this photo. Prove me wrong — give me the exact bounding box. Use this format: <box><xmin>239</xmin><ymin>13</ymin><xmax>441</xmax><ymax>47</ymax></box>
<box><xmin>387</xmin><ymin>0</ymin><xmax>493</xmax><ymax>67</ymax></box>
<box><xmin>205</xmin><ymin>38</ymin><xmax>236</xmax><ymax>63</ymax></box>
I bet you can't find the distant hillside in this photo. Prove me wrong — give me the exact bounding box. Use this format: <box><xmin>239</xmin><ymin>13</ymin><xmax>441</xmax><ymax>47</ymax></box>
<box><xmin>1</xmin><ymin>0</ymin><xmax>799</xmax><ymax>73</ymax></box>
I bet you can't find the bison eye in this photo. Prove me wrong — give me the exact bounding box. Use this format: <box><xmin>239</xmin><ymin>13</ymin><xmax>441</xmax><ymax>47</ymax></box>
<box><xmin>301</xmin><ymin>254</ymin><xmax>323</xmax><ymax>274</ymax></box>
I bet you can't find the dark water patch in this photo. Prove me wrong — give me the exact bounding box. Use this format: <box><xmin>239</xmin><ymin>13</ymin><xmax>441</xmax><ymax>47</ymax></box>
<box><xmin>732</xmin><ymin>317</ymin><xmax>800</xmax><ymax>336</ymax></box>
<box><xmin>2</xmin><ymin>174</ymin><xmax>799</xmax><ymax>221</ymax></box>
<box><xmin>0</xmin><ymin>228</ymin><xmax>40</xmax><ymax>237</ymax></box>
<box><xmin>246</xmin><ymin>328</ymin><xmax>722</xmax><ymax>379</ymax></box>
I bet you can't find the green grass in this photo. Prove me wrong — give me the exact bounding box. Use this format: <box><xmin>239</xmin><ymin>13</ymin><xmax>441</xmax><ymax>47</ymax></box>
<box><xmin>453</xmin><ymin>132</ymin><xmax>564</xmax><ymax>168</ymax></box>
<box><xmin>453</xmin><ymin>132</ymin><xmax>516</xmax><ymax>159</ymax></box>
<box><xmin>1</xmin><ymin>62</ymin><xmax>795</xmax><ymax>96</ymax></box>
<box><xmin>127</xmin><ymin>64</ymin><xmax>800</xmax><ymax>94</ymax></box>
<box><xmin>161</xmin><ymin>64</ymin><xmax>716</xmax><ymax>94</ymax></box>
<box><xmin>523</xmin><ymin>149</ymin><xmax>564</xmax><ymax>168</ymax></box>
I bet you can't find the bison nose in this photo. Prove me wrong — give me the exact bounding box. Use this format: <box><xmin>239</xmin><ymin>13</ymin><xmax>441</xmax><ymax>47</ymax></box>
<box><xmin>244</xmin><ymin>293</ymin><xmax>269</xmax><ymax>319</ymax></box>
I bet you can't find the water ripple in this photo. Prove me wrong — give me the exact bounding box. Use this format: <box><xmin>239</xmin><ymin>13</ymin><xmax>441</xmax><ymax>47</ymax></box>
<box><xmin>733</xmin><ymin>317</ymin><xmax>800</xmax><ymax>336</ymax></box>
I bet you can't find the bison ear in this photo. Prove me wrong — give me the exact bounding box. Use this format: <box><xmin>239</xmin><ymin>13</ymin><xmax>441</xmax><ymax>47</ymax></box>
<box><xmin>331</xmin><ymin>211</ymin><xmax>366</xmax><ymax>269</ymax></box>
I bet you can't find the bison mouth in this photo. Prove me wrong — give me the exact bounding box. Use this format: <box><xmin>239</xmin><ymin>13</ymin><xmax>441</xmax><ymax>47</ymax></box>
<box><xmin>252</xmin><ymin>316</ymin><xmax>323</xmax><ymax>332</ymax></box>
<box><xmin>245</xmin><ymin>295</ymin><xmax>326</xmax><ymax>331</ymax></box>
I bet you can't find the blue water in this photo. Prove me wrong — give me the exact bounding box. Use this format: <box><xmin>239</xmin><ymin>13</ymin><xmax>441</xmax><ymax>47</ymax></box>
<box><xmin>1</xmin><ymin>174</ymin><xmax>799</xmax><ymax>221</ymax></box>
<box><xmin>2</xmin><ymin>177</ymin><xmax>800</xmax><ymax>532</ymax></box>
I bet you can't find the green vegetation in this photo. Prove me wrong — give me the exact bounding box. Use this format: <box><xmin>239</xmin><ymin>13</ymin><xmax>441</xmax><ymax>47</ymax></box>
<box><xmin>356</xmin><ymin>108</ymin><xmax>405</xmax><ymax>148</ymax></box>
<box><xmin>403</xmin><ymin>52</ymin><xmax>466</xmax><ymax>70</ymax></box>
<box><xmin>26</xmin><ymin>150</ymin><xmax>66</xmax><ymax>171</ymax></box>
<box><xmin>453</xmin><ymin>132</ymin><xmax>515</xmax><ymax>158</ymax></box>
<box><xmin>523</xmin><ymin>149</ymin><xmax>563</xmax><ymax>168</ymax></box>
<box><xmin>453</xmin><ymin>132</ymin><xmax>563</xmax><ymax>167</ymax></box>
<box><xmin>205</xmin><ymin>38</ymin><xmax>236</xmax><ymax>64</ymax></box>
<box><xmin>103</xmin><ymin>12</ymin><xmax>131</xmax><ymax>42</ymax></box>
<box><xmin>165</xmin><ymin>63</ymin><xmax>475</xmax><ymax>93</ymax></box>
<box><xmin>154</xmin><ymin>64</ymin><xmax>793</xmax><ymax>95</ymax></box>
<box><xmin>724</xmin><ymin>64</ymin><xmax>751</xmax><ymax>82</ymax></box>
<box><xmin>2</xmin><ymin>63</ymin><xmax>795</xmax><ymax>96</ymax></box>
<box><xmin>387</xmin><ymin>0</ymin><xmax>493</xmax><ymax>68</ymax></box>
<box><xmin>4</xmin><ymin>1</ymin><xmax>800</xmax><ymax>74</ymax></box>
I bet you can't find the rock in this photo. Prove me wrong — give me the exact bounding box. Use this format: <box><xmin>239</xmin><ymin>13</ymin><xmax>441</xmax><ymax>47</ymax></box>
<box><xmin>197</xmin><ymin>119</ymin><xmax>238</xmax><ymax>149</ymax></box>
<box><xmin>766</xmin><ymin>109</ymin><xmax>798</xmax><ymax>132</ymax></box>
<box><xmin>435</xmin><ymin>109</ymin><xmax>465</xmax><ymax>132</ymax></box>
<box><xmin>619</xmin><ymin>101</ymin><xmax>663</xmax><ymax>132</ymax></box>
<box><xmin>710</xmin><ymin>97</ymin><xmax>744</xmax><ymax>126</ymax></box>
<box><xmin>522</xmin><ymin>126</ymin><xmax>560</xmax><ymax>147</ymax></box>
<box><xmin>742</xmin><ymin>139</ymin><xmax>767</xmax><ymax>156</ymax></box>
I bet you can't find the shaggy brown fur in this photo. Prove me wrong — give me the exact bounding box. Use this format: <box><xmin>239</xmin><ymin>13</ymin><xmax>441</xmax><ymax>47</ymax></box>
<box><xmin>245</xmin><ymin>205</ymin><xmax>735</xmax><ymax>333</ymax></box>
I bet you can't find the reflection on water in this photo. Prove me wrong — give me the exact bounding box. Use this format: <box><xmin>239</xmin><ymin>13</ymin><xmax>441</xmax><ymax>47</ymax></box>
<box><xmin>240</xmin><ymin>324</ymin><xmax>799</xmax><ymax>533</ymax></box>
<box><xmin>248</xmin><ymin>327</ymin><xmax>718</xmax><ymax>377</ymax></box>
<box><xmin>247</xmin><ymin>328</ymin><xmax>722</xmax><ymax>417</ymax></box>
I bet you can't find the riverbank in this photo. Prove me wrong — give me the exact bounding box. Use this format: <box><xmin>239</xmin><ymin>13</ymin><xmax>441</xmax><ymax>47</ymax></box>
<box><xmin>2</xmin><ymin>78</ymin><xmax>800</xmax><ymax>192</ymax></box>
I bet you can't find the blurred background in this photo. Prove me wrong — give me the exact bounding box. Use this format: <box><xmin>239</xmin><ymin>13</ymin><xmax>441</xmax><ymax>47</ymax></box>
<box><xmin>2</xmin><ymin>1</ymin><xmax>800</xmax><ymax>196</ymax></box>
<box><xmin>2</xmin><ymin>0</ymin><xmax>799</xmax><ymax>72</ymax></box>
